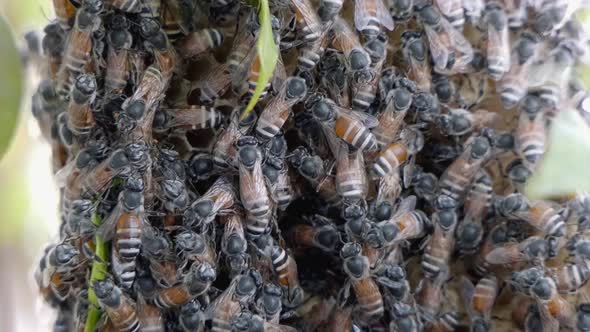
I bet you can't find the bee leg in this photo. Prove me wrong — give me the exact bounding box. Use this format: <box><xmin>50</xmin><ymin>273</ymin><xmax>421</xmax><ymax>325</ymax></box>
<box><xmin>338</xmin><ymin>280</ymin><xmax>352</xmax><ymax>307</ymax></box>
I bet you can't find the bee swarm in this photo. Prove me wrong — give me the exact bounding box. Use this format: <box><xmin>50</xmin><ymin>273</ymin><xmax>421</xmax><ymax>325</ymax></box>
<box><xmin>30</xmin><ymin>0</ymin><xmax>590</xmax><ymax>331</ymax></box>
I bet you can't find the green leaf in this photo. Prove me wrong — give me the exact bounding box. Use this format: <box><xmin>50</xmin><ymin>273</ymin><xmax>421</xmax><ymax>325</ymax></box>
<box><xmin>84</xmin><ymin>212</ymin><xmax>109</xmax><ymax>332</ymax></box>
<box><xmin>243</xmin><ymin>0</ymin><xmax>278</xmax><ymax>119</ymax></box>
<box><xmin>0</xmin><ymin>16</ymin><xmax>23</xmax><ymax>160</ymax></box>
<box><xmin>525</xmin><ymin>109</ymin><xmax>590</xmax><ymax>199</ymax></box>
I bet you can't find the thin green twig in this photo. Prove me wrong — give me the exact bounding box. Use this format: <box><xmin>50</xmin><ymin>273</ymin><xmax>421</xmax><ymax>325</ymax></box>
<box><xmin>84</xmin><ymin>212</ymin><xmax>109</xmax><ymax>332</ymax></box>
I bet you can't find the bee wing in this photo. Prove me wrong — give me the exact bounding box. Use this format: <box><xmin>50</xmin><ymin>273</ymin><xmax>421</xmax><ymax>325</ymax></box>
<box><xmin>533</xmin><ymin>301</ymin><xmax>560</xmax><ymax>332</ymax></box>
<box><xmin>290</xmin><ymin>0</ymin><xmax>321</xmax><ymax>36</ymax></box>
<box><xmin>272</xmin><ymin>55</ymin><xmax>288</xmax><ymax>94</ymax></box>
<box><xmin>205</xmin><ymin>280</ymin><xmax>238</xmax><ymax>319</ymax></box>
<box><xmin>136</xmin><ymin>294</ymin><xmax>164</xmax><ymax>330</ymax></box>
<box><xmin>435</xmin><ymin>0</ymin><xmax>458</xmax><ymax>17</ymax></box>
<box><xmin>376</xmin><ymin>172</ymin><xmax>402</xmax><ymax>203</ymax></box>
<box><xmin>231</xmin><ymin>46</ymin><xmax>257</xmax><ymax>88</ymax></box>
<box><xmin>485</xmin><ymin>243</ymin><xmax>525</xmax><ymax>265</ymax></box>
<box><xmin>354</xmin><ymin>0</ymin><xmax>394</xmax><ymax>32</ymax></box>
<box><xmin>55</xmin><ymin>159</ymin><xmax>77</xmax><ymax>188</ymax></box>
<box><xmin>424</xmin><ymin>25</ymin><xmax>450</xmax><ymax>71</ymax></box>
<box><xmin>391</xmin><ymin>195</ymin><xmax>417</xmax><ymax>221</ymax></box>
<box><xmin>96</xmin><ymin>201</ymin><xmax>123</xmax><ymax>241</ymax></box>
<box><xmin>161</xmin><ymin>107</ymin><xmax>217</xmax><ymax>129</ymax></box>
<box><xmin>458</xmin><ymin>276</ymin><xmax>476</xmax><ymax>319</ymax></box>
<box><xmin>402</xmin><ymin>155</ymin><xmax>416</xmax><ymax>189</ymax></box>
<box><xmin>336</xmin><ymin>106</ymin><xmax>379</xmax><ymax>129</ymax></box>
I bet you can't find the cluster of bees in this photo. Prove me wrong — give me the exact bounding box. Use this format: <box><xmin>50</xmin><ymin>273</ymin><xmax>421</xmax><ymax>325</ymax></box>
<box><xmin>27</xmin><ymin>0</ymin><xmax>590</xmax><ymax>330</ymax></box>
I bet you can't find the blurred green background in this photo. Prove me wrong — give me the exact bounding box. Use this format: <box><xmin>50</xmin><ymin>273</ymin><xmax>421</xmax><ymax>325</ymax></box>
<box><xmin>0</xmin><ymin>0</ymin><xmax>59</xmax><ymax>331</ymax></box>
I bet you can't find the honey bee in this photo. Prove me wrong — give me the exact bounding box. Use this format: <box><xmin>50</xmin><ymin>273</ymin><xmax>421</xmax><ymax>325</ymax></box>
<box><xmin>221</xmin><ymin>212</ymin><xmax>249</xmax><ymax>278</ymax></box>
<box><xmin>438</xmin><ymin>108</ymin><xmax>499</xmax><ymax>138</ymax></box>
<box><xmin>456</xmin><ymin>171</ymin><xmax>492</xmax><ymax>255</ymax></box>
<box><xmin>178</xmin><ymin>28</ymin><xmax>224</xmax><ymax>59</ymax></box>
<box><xmin>270</xmin><ymin>245</ymin><xmax>304</xmax><ymax>308</ymax></box>
<box><xmin>183</xmin><ymin>176</ymin><xmax>237</xmax><ymax>227</ymax></box>
<box><xmin>96</xmin><ymin>176</ymin><xmax>144</xmax><ymax>289</ymax></box>
<box><xmin>34</xmin><ymin>243</ymin><xmax>80</xmax><ymax>302</ymax></box>
<box><xmin>367</xmin><ymin>195</ymin><xmax>431</xmax><ymax>248</ymax></box>
<box><xmin>256</xmin><ymin>283</ymin><xmax>283</xmax><ymax>323</ymax></box>
<box><xmin>255</xmin><ymin>77</ymin><xmax>308</xmax><ymax>141</ymax></box>
<box><xmin>289</xmin><ymin>0</ymin><xmax>322</xmax><ymax>43</ymax></box>
<box><xmin>57</xmin><ymin>1</ymin><xmax>103</xmax><ymax>97</ymax></box>
<box><xmin>351</xmin><ymin>52</ymin><xmax>386</xmax><ymax>110</ymax></box>
<box><xmin>154</xmin><ymin>106</ymin><xmax>225</xmax><ymax>133</ymax></box>
<box><xmin>142</xmin><ymin>226</ymin><xmax>181</xmax><ymax>287</ymax></box>
<box><xmin>310</xmin><ymin>96</ymin><xmax>378</xmax><ymax>152</ymax></box>
<box><xmin>53</xmin><ymin>0</ymin><xmax>77</xmax><ymax>31</ymax></box>
<box><xmin>178</xmin><ymin>300</ymin><xmax>205</xmax><ymax>332</ymax></box>
<box><xmin>153</xmin><ymin>262</ymin><xmax>216</xmax><ymax>309</ymax></box>
<box><xmin>353</xmin><ymin>0</ymin><xmax>395</xmax><ymax>39</ymax></box>
<box><xmin>227</xmin><ymin>9</ymin><xmax>258</xmax><ymax>73</ymax></box>
<box><xmin>496</xmin><ymin>193</ymin><xmax>566</xmax><ymax>237</ymax></box>
<box><xmin>237</xmin><ymin>137</ymin><xmax>271</xmax><ymax>220</ymax></box>
<box><xmin>485</xmin><ymin>235</ymin><xmax>548</xmax><ymax>266</ymax></box>
<box><xmin>415</xmin><ymin>274</ymin><xmax>446</xmax><ymax>321</ymax></box>
<box><xmin>483</xmin><ymin>2</ymin><xmax>510</xmax><ymax>80</ymax></box>
<box><xmin>105</xmin><ymin>15</ymin><xmax>132</xmax><ymax>96</ymax></box>
<box><xmin>422</xmin><ymin>196</ymin><xmax>458</xmax><ymax>279</ymax></box>
<box><xmin>529</xmin><ymin>41</ymin><xmax>578</xmax><ymax>108</ymax></box>
<box><xmin>288</xmin><ymin>218</ymin><xmax>340</xmax><ymax>253</ymax></box>
<box><xmin>372</xmin><ymin>127</ymin><xmax>424</xmax><ymax>178</ymax></box>
<box><xmin>42</xmin><ymin>23</ymin><xmax>66</xmax><ymax>80</ymax></box>
<box><xmin>296</xmin><ymin>21</ymin><xmax>333</xmax><ymax>72</ymax></box>
<box><xmin>93</xmin><ymin>279</ymin><xmax>141</xmax><ymax>332</ymax></box>
<box><xmin>195</xmin><ymin>62</ymin><xmax>232</xmax><ymax>105</ymax></box>
<box><xmin>416</xmin><ymin>3</ymin><xmax>474</xmax><ymax>73</ymax></box>
<box><xmin>213</xmin><ymin>108</ymin><xmax>257</xmax><ymax>169</ymax></box>
<box><xmin>81</xmin><ymin>148</ymin><xmax>133</xmax><ymax>198</ymax></box>
<box><xmin>332</xmin><ymin>18</ymin><xmax>372</xmax><ymax>73</ymax></box>
<box><xmin>438</xmin><ymin>136</ymin><xmax>492</xmax><ymax>201</ymax></box>
<box><xmin>263</xmin><ymin>157</ymin><xmax>296</xmax><ymax>211</ymax></box>
<box><xmin>174</xmin><ymin>229</ymin><xmax>217</xmax><ymax>268</ymax></box>
<box><xmin>339</xmin><ymin>243</ymin><xmax>383</xmax><ymax>323</ymax></box>
<box><xmin>530</xmin><ymin>276</ymin><xmax>576</xmax><ymax>330</ymax></box>
<box><xmin>515</xmin><ymin>94</ymin><xmax>547</xmax><ymax>170</ymax></box>
<box><xmin>434</xmin><ymin>0</ymin><xmax>465</xmax><ymax>29</ymax></box>
<box><xmin>66</xmin><ymin>74</ymin><xmax>97</xmax><ymax>137</ymax></box>
<box><xmin>372</xmin><ymin>87</ymin><xmax>413</xmax><ymax>148</ymax></box>
<box><xmin>206</xmin><ymin>270</ymin><xmax>262</xmax><ymax>332</ymax></box>
<box><xmin>469</xmin><ymin>222</ymin><xmax>508</xmax><ymax>276</ymax></box>
<box><xmin>498</xmin><ymin>32</ymin><xmax>542</xmax><ymax>108</ymax></box>
<box><xmin>460</xmin><ymin>276</ymin><xmax>499</xmax><ymax>332</ymax></box>
<box><xmin>333</xmin><ymin>146</ymin><xmax>367</xmax><ymax>201</ymax></box>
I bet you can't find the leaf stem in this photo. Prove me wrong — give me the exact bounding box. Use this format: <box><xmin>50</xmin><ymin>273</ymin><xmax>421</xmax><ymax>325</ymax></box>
<box><xmin>84</xmin><ymin>213</ymin><xmax>109</xmax><ymax>332</ymax></box>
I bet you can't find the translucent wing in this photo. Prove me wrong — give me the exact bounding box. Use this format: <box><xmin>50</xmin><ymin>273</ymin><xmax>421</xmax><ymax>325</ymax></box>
<box><xmin>390</xmin><ymin>195</ymin><xmax>417</xmax><ymax>221</ymax></box>
<box><xmin>271</xmin><ymin>55</ymin><xmax>287</xmax><ymax>95</ymax></box>
<box><xmin>336</xmin><ymin>105</ymin><xmax>379</xmax><ymax>128</ymax></box>
<box><xmin>485</xmin><ymin>243</ymin><xmax>524</xmax><ymax>265</ymax></box>
<box><xmin>136</xmin><ymin>294</ymin><xmax>164</xmax><ymax>330</ymax></box>
<box><xmin>424</xmin><ymin>25</ymin><xmax>450</xmax><ymax>71</ymax></box>
<box><xmin>533</xmin><ymin>301</ymin><xmax>560</xmax><ymax>332</ymax></box>
<box><xmin>96</xmin><ymin>201</ymin><xmax>123</xmax><ymax>241</ymax></box>
<box><xmin>161</xmin><ymin>107</ymin><xmax>219</xmax><ymax>129</ymax></box>
<box><xmin>290</xmin><ymin>0</ymin><xmax>321</xmax><ymax>36</ymax></box>
<box><xmin>459</xmin><ymin>276</ymin><xmax>476</xmax><ymax>319</ymax></box>
<box><xmin>239</xmin><ymin>155</ymin><xmax>270</xmax><ymax>213</ymax></box>
<box><xmin>55</xmin><ymin>159</ymin><xmax>77</xmax><ymax>188</ymax></box>
<box><xmin>264</xmin><ymin>321</ymin><xmax>299</xmax><ymax>332</ymax></box>
<box><xmin>354</xmin><ymin>0</ymin><xmax>394</xmax><ymax>32</ymax></box>
<box><xmin>376</xmin><ymin>172</ymin><xmax>402</xmax><ymax>204</ymax></box>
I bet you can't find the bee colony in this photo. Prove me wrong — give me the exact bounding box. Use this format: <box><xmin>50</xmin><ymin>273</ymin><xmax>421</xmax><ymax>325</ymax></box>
<box><xmin>29</xmin><ymin>0</ymin><xmax>590</xmax><ymax>330</ymax></box>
